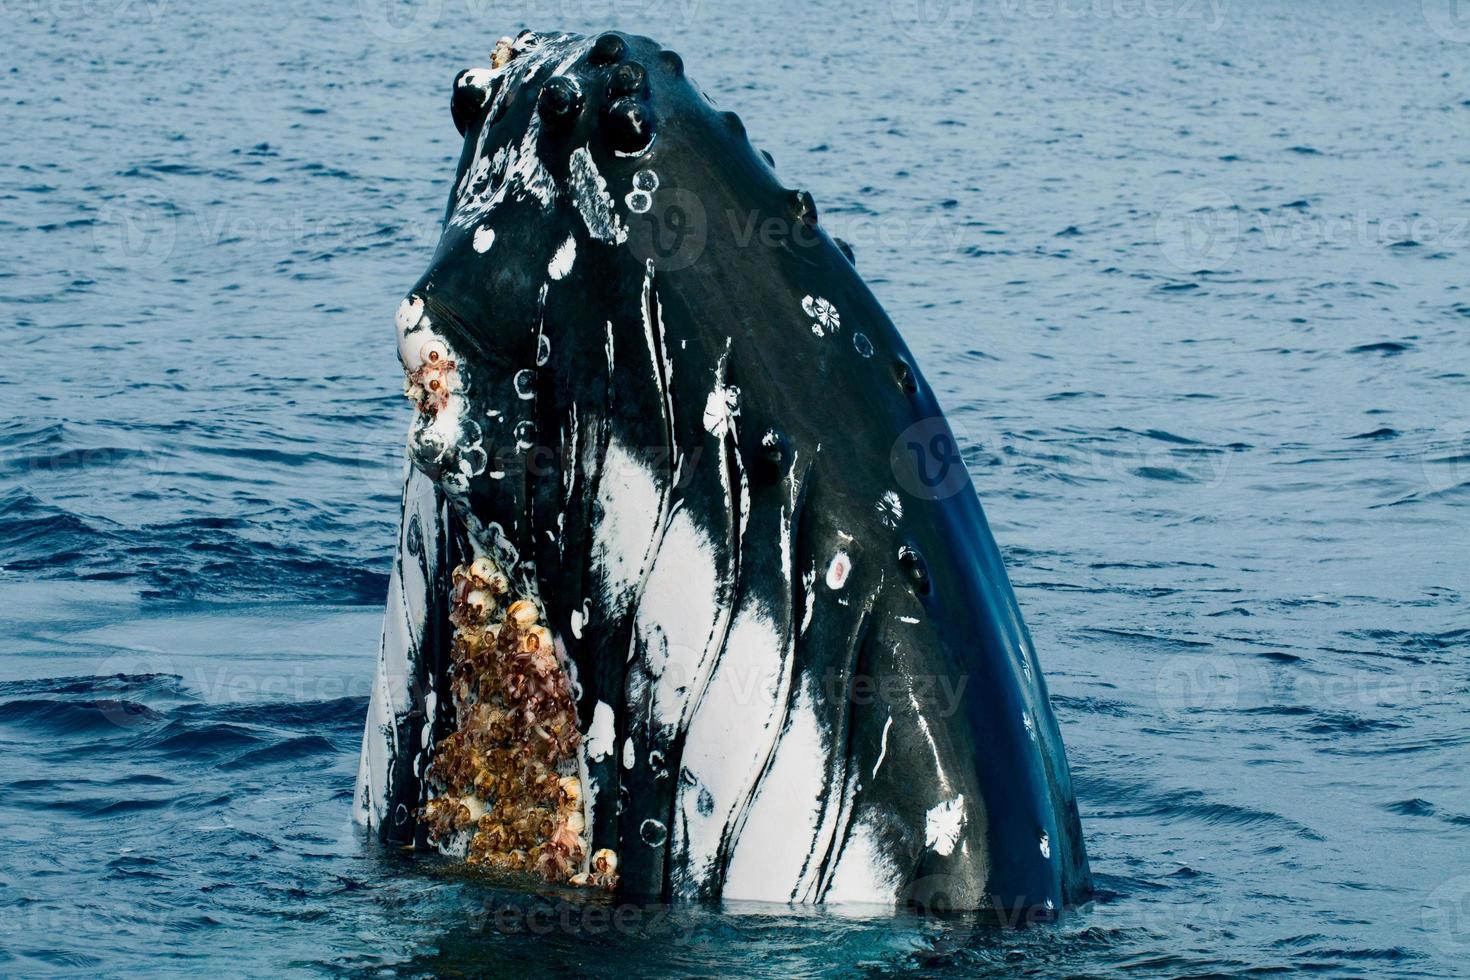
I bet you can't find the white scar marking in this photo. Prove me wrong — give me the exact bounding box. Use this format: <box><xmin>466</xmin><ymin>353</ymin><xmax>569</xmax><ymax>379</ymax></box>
<box><xmin>702</xmin><ymin>383</ymin><xmax>740</xmax><ymax>438</ymax></box>
<box><xmin>568</xmin><ymin>146</ymin><xmax>629</xmax><ymax>244</ymax></box>
<box><xmin>872</xmin><ymin>712</ymin><xmax>893</xmax><ymax>779</ymax></box>
<box><xmin>473</xmin><ymin>225</ymin><xmax>495</xmax><ymax>253</ymax></box>
<box><xmin>925</xmin><ymin>796</ymin><xmax>965</xmax><ymax>856</ymax></box>
<box><xmin>586</xmin><ymin>701</ymin><xmax>615</xmax><ymax>762</ymax></box>
<box><xmin>548</xmin><ymin>235</ymin><xmax>576</xmax><ymax>280</ymax></box>
<box><xmin>825</xmin><ymin>551</ymin><xmax>851</xmax><ymax>590</ymax></box>
<box><xmin>909</xmin><ymin>684</ymin><xmax>952</xmax><ymax>795</ymax></box>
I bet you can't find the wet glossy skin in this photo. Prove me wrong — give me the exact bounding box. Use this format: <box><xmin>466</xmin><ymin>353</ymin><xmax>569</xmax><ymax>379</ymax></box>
<box><xmin>360</xmin><ymin>29</ymin><xmax>1090</xmax><ymax>914</ymax></box>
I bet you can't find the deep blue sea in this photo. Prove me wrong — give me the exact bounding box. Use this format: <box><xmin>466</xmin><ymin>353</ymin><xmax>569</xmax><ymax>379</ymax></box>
<box><xmin>3</xmin><ymin>0</ymin><xmax>1469</xmax><ymax>975</ymax></box>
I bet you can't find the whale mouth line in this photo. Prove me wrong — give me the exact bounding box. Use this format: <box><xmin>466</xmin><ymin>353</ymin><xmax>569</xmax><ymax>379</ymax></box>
<box><xmin>396</xmin><ymin>287</ymin><xmax>616</xmax><ymax>890</ymax></box>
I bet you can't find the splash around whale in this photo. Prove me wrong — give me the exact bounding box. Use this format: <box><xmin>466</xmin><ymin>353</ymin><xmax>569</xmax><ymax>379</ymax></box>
<box><xmin>354</xmin><ymin>29</ymin><xmax>1091</xmax><ymax>916</ymax></box>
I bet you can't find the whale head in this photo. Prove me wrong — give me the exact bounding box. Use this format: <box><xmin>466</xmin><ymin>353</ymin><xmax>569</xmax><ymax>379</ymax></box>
<box><xmin>357</xmin><ymin>30</ymin><xmax>1091</xmax><ymax>915</ymax></box>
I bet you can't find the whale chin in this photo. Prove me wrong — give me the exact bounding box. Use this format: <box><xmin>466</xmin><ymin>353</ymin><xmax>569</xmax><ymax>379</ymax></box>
<box><xmin>355</xmin><ymin>29</ymin><xmax>1091</xmax><ymax>913</ymax></box>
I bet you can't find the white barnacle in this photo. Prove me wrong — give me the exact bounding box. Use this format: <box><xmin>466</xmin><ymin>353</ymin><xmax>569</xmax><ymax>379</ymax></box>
<box><xmin>702</xmin><ymin>384</ymin><xmax>740</xmax><ymax>438</ymax></box>
<box><xmin>876</xmin><ymin>490</ymin><xmax>903</xmax><ymax>528</ymax></box>
<box><xmin>514</xmin><ymin>369</ymin><xmax>535</xmax><ymax>400</ymax></box>
<box><xmin>625</xmin><ymin>190</ymin><xmax>652</xmax><ymax>214</ymax></box>
<box><xmin>802</xmin><ymin>294</ymin><xmax>840</xmax><ymax>336</ymax></box>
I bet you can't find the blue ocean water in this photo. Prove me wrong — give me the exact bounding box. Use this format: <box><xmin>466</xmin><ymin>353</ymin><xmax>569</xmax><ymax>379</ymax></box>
<box><xmin>3</xmin><ymin>0</ymin><xmax>1468</xmax><ymax>975</ymax></box>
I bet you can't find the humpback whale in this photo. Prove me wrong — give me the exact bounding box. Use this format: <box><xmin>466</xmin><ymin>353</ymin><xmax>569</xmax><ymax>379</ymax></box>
<box><xmin>355</xmin><ymin>29</ymin><xmax>1090</xmax><ymax>915</ymax></box>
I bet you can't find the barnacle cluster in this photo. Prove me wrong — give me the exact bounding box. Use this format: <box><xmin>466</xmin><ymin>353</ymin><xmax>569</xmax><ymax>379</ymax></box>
<box><xmin>404</xmin><ymin>339</ymin><xmax>460</xmax><ymax>416</ymax></box>
<box><xmin>420</xmin><ymin>556</ymin><xmax>617</xmax><ymax>890</ymax></box>
<box><xmin>492</xmin><ymin>35</ymin><xmax>516</xmax><ymax>69</ymax></box>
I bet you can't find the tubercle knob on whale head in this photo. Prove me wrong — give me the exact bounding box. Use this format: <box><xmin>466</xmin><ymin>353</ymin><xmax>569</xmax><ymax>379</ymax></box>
<box><xmin>608</xmin><ymin>61</ymin><xmax>647</xmax><ymax>98</ymax></box>
<box><xmin>451</xmin><ymin>67</ymin><xmax>494</xmax><ymax>137</ymax></box>
<box><xmin>538</xmin><ymin>76</ymin><xmax>583</xmax><ymax>127</ymax></box>
<box><xmin>603</xmin><ymin>97</ymin><xmax>655</xmax><ymax>155</ymax></box>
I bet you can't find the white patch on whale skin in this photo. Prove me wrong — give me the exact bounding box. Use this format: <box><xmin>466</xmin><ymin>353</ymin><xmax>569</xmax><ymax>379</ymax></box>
<box><xmin>457</xmin><ymin>67</ymin><xmax>493</xmax><ymax>92</ymax></box>
<box><xmin>355</xmin><ymin>467</ymin><xmax>441</xmax><ymax>829</ymax></box>
<box><xmin>674</xmin><ymin>599</ymin><xmax>793</xmax><ymax>896</ymax></box>
<box><xmin>823</xmin><ymin>814</ymin><xmax>902</xmax><ymax>906</ymax></box>
<box><xmin>723</xmin><ymin>677</ymin><xmax>833</xmax><ymax>902</ymax></box>
<box><xmin>591</xmin><ymin>438</ymin><xmax>665</xmax><ymax>616</ymax></box>
<box><xmin>473</xmin><ymin>225</ymin><xmax>495</xmax><ymax>253</ymax></box>
<box><xmin>586</xmin><ymin>701</ymin><xmax>615</xmax><ymax>762</ymax></box>
<box><xmin>635</xmin><ymin>508</ymin><xmax>721</xmax><ymax>729</ymax></box>
<box><xmin>825</xmin><ymin>551</ymin><xmax>852</xmax><ymax>590</ymax></box>
<box><xmin>548</xmin><ymin>235</ymin><xmax>576</xmax><ymax>280</ymax></box>
<box><xmin>1039</xmin><ymin>830</ymin><xmax>1051</xmax><ymax>859</ymax></box>
<box><xmin>800</xmin><ymin>563</ymin><xmax>816</xmax><ymax>635</ymax></box>
<box><xmin>394</xmin><ymin>295</ymin><xmax>429</xmax><ymax>370</ymax></box>
<box><xmin>702</xmin><ymin>384</ymin><xmax>740</xmax><ymax>438</ymax></box>
<box><xmin>450</xmin><ymin>61</ymin><xmax>563</xmax><ymax>229</ymax></box>
<box><xmin>622</xmin><ymin>737</ymin><xmax>635</xmax><ymax>770</ymax></box>
<box><xmin>568</xmin><ymin>146</ymin><xmax>629</xmax><ymax>244</ymax></box>
<box><xmin>925</xmin><ymin>795</ymin><xmax>966</xmax><ymax>856</ymax></box>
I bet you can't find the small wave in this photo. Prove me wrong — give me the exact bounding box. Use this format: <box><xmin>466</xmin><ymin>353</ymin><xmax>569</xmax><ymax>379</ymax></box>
<box><xmin>1082</xmin><ymin>627</ymin><xmax>1211</xmax><ymax>649</ymax></box>
<box><xmin>1130</xmin><ymin>466</ymin><xmax>1199</xmax><ymax>483</ymax></box>
<box><xmin>1347</xmin><ymin>340</ymin><xmax>1415</xmax><ymax>355</ymax></box>
<box><xmin>0</xmin><ymin>698</ymin><xmax>163</xmax><ymax>734</ymax></box>
<box><xmin>1302</xmin><ymin>712</ymin><xmax>1404</xmax><ymax>735</ymax></box>
<box><xmin>219</xmin><ymin>734</ymin><xmax>339</xmax><ymax>770</ymax></box>
<box><xmin>1382</xmin><ymin>798</ymin><xmax>1435</xmax><ymax>817</ymax></box>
